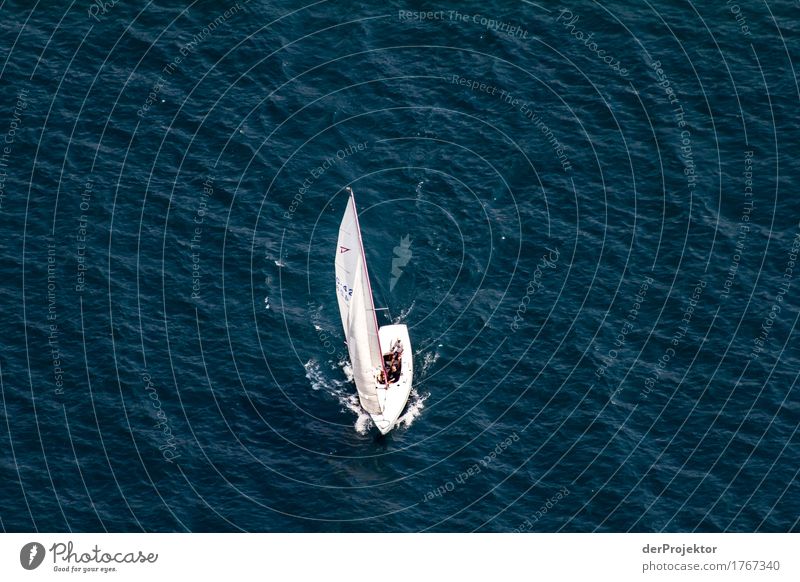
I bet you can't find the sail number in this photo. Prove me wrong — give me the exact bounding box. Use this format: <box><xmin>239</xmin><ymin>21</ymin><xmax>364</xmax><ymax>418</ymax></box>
<box><xmin>336</xmin><ymin>277</ymin><xmax>353</xmax><ymax>301</ymax></box>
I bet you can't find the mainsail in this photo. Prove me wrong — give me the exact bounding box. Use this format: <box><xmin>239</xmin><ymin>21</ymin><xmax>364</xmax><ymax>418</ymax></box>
<box><xmin>335</xmin><ymin>190</ymin><xmax>386</xmax><ymax>414</ymax></box>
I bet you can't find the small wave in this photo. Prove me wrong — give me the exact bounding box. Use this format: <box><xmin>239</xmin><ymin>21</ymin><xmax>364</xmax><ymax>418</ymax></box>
<box><xmin>304</xmin><ymin>359</ymin><xmax>330</xmax><ymax>391</ymax></box>
<box><xmin>393</xmin><ymin>300</ymin><xmax>415</xmax><ymax>324</ymax></box>
<box><xmin>339</xmin><ymin>359</ymin><xmax>353</xmax><ymax>382</ymax></box>
<box><xmin>397</xmin><ymin>388</ymin><xmax>427</xmax><ymax>429</ymax></box>
<box><xmin>308</xmin><ymin>358</ymin><xmax>371</xmax><ymax>434</ymax></box>
<box><xmin>419</xmin><ymin>349</ymin><xmax>440</xmax><ymax>376</ymax></box>
<box><xmin>344</xmin><ymin>393</ymin><xmax>373</xmax><ymax>435</ymax></box>
<box><xmin>333</xmin><ymin>361</ymin><xmax>372</xmax><ymax>433</ymax></box>
<box><xmin>305</xmin><ymin>359</ymin><xmax>350</xmax><ymax>397</ymax></box>
<box><xmin>307</xmin><ymin>358</ymin><xmax>424</xmax><ymax>434</ymax></box>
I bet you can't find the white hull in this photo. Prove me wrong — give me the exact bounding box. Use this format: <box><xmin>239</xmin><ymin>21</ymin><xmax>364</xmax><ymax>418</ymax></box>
<box><xmin>370</xmin><ymin>324</ymin><xmax>414</xmax><ymax>435</ymax></box>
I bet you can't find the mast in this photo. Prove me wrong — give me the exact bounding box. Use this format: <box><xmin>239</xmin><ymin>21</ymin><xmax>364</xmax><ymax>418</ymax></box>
<box><xmin>347</xmin><ymin>187</ymin><xmax>389</xmax><ymax>389</ymax></box>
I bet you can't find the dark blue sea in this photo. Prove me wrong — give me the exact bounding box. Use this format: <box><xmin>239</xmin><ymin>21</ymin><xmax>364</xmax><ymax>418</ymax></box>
<box><xmin>0</xmin><ymin>0</ymin><xmax>798</xmax><ymax>533</ymax></box>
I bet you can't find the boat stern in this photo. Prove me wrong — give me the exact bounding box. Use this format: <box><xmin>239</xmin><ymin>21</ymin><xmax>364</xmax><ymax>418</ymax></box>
<box><xmin>371</xmin><ymin>324</ymin><xmax>413</xmax><ymax>434</ymax></box>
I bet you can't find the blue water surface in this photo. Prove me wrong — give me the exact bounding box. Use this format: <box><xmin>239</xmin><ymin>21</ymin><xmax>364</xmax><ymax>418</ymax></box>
<box><xmin>0</xmin><ymin>0</ymin><xmax>798</xmax><ymax>532</ymax></box>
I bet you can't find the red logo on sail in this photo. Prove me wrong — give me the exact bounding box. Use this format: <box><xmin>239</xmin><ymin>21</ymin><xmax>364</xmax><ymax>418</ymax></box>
<box><xmin>339</xmin><ymin>246</ymin><xmax>350</xmax><ymax>253</ymax></box>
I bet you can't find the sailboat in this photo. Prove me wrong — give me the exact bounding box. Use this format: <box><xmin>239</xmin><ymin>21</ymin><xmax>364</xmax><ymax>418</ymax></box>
<box><xmin>335</xmin><ymin>186</ymin><xmax>414</xmax><ymax>435</ymax></box>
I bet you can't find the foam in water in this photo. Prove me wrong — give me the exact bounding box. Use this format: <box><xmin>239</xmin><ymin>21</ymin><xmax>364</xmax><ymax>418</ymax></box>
<box><xmin>340</xmin><ymin>359</ymin><xmax>353</xmax><ymax>382</ymax></box>
<box><xmin>349</xmin><ymin>396</ymin><xmax>373</xmax><ymax>435</ymax></box>
<box><xmin>304</xmin><ymin>358</ymin><xmax>373</xmax><ymax>434</ymax></box>
<box><xmin>304</xmin><ymin>359</ymin><xmax>332</xmax><ymax>391</ymax></box>
<box><xmin>306</xmin><ymin>358</ymin><xmax>428</xmax><ymax>435</ymax></box>
<box><xmin>420</xmin><ymin>348</ymin><xmax>440</xmax><ymax>375</ymax></box>
<box><xmin>337</xmin><ymin>360</ymin><xmax>372</xmax><ymax>434</ymax></box>
<box><xmin>397</xmin><ymin>388</ymin><xmax>428</xmax><ymax>429</ymax></box>
<box><xmin>393</xmin><ymin>299</ymin><xmax>415</xmax><ymax>324</ymax></box>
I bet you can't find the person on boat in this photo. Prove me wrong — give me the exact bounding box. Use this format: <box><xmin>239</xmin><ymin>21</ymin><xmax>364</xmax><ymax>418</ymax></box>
<box><xmin>388</xmin><ymin>362</ymin><xmax>400</xmax><ymax>383</ymax></box>
<box><xmin>390</xmin><ymin>339</ymin><xmax>403</xmax><ymax>365</ymax></box>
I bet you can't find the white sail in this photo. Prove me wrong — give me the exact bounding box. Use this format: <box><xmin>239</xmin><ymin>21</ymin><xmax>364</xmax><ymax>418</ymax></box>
<box><xmin>335</xmin><ymin>191</ymin><xmax>385</xmax><ymax>415</ymax></box>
